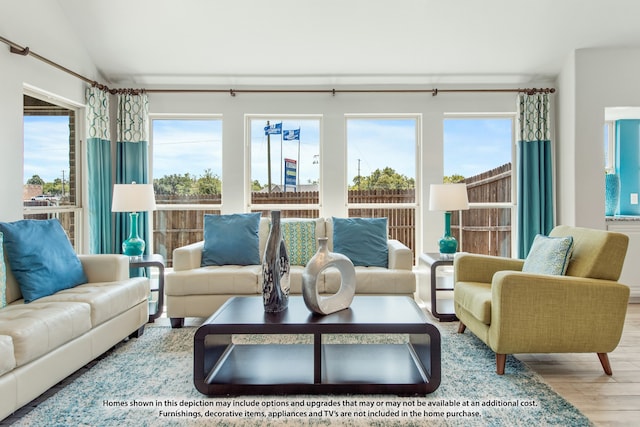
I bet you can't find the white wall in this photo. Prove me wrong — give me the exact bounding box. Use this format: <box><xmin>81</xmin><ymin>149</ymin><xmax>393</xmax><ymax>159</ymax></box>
<box><xmin>0</xmin><ymin>1</ymin><xmax>100</xmax><ymax>223</ymax></box>
<box><xmin>556</xmin><ymin>48</ymin><xmax>640</xmax><ymax>229</ymax></box>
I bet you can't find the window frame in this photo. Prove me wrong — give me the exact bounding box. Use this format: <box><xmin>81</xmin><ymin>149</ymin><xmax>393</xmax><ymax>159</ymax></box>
<box><xmin>442</xmin><ymin>113</ymin><xmax>517</xmax><ymax>257</ymax></box>
<box><xmin>245</xmin><ymin>114</ymin><xmax>323</xmax><ymax>215</ymax></box>
<box><xmin>22</xmin><ymin>87</ymin><xmax>84</xmax><ymax>252</ymax></box>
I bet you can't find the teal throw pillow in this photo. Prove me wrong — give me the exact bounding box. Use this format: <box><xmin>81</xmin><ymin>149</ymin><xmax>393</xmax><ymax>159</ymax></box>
<box><xmin>282</xmin><ymin>220</ymin><xmax>317</xmax><ymax>266</ymax></box>
<box><xmin>0</xmin><ymin>219</ymin><xmax>88</xmax><ymax>303</ymax></box>
<box><xmin>201</xmin><ymin>213</ymin><xmax>261</xmax><ymax>266</ymax></box>
<box><xmin>522</xmin><ymin>234</ymin><xmax>574</xmax><ymax>276</ymax></box>
<box><xmin>332</xmin><ymin>217</ymin><xmax>388</xmax><ymax>267</ymax></box>
<box><xmin>1</xmin><ymin>232</ymin><xmax>6</xmax><ymax>308</ymax></box>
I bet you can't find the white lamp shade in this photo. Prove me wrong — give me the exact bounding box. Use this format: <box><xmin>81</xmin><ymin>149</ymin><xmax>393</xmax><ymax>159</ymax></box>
<box><xmin>111</xmin><ymin>183</ymin><xmax>157</xmax><ymax>212</ymax></box>
<box><xmin>429</xmin><ymin>183</ymin><xmax>469</xmax><ymax>211</ymax></box>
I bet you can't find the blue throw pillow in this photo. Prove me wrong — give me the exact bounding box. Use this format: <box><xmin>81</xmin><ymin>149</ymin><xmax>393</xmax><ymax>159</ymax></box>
<box><xmin>332</xmin><ymin>217</ymin><xmax>389</xmax><ymax>267</ymax></box>
<box><xmin>522</xmin><ymin>234</ymin><xmax>574</xmax><ymax>275</ymax></box>
<box><xmin>0</xmin><ymin>219</ymin><xmax>88</xmax><ymax>303</ymax></box>
<box><xmin>201</xmin><ymin>213</ymin><xmax>261</xmax><ymax>266</ymax></box>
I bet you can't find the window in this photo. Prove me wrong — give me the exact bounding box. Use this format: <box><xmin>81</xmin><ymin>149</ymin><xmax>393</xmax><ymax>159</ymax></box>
<box><xmin>248</xmin><ymin>116</ymin><xmax>321</xmax><ymax>218</ymax></box>
<box><xmin>346</xmin><ymin>116</ymin><xmax>418</xmax><ymax>253</ymax></box>
<box><xmin>151</xmin><ymin>118</ymin><xmax>223</xmax><ymax>265</ymax></box>
<box><xmin>23</xmin><ymin>93</ymin><xmax>81</xmax><ymax>250</ymax></box>
<box><xmin>443</xmin><ymin>116</ymin><xmax>515</xmax><ymax>257</ymax></box>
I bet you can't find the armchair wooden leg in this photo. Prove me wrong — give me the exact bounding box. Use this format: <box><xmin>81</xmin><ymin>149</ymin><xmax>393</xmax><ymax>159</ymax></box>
<box><xmin>496</xmin><ymin>354</ymin><xmax>506</xmax><ymax>375</ymax></box>
<box><xmin>597</xmin><ymin>353</ymin><xmax>613</xmax><ymax>375</ymax></box>
<box><xmin>457</xmin><ymin>322</ymin><xmax>466</xmax><ymax>333</ymax></box>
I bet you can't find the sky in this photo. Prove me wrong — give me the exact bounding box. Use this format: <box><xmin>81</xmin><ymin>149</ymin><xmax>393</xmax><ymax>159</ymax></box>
<box><xmin>23</xmin><ymin>116</ymin><xmax>514</xmax><ymax>187</ymax></box>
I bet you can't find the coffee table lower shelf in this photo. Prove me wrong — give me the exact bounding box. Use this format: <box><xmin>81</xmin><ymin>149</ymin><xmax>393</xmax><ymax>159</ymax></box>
<box><xmin>198</xmin><ymin>340</ymin><xmax>434</xmax><ymax>396</ymax></box>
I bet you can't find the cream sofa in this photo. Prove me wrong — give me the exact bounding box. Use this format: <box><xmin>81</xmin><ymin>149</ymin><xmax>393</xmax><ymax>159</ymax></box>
<box><xmin>0</xmin><ymin>254</ymin><xmax>149</xmax><ymax>421</ymax></box>
<box><xmin>166</xmin><ymin>217</ymin><xmax>415</xmax><ymax>327</ymax></box>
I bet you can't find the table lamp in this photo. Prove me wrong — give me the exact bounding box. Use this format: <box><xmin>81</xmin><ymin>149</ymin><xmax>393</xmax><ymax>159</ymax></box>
<box><xmin>111</xmin><ymin>182</ymin><xmax>156</xmax><ymax>256</ymax></box>
<box><xmin>429</xmin><ymin>183</ymin><xmax>469</xmax><ymax>256</ymax></box>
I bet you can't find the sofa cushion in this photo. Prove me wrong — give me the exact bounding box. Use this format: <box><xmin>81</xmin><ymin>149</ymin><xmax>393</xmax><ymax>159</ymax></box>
<box><xmin>166</xmin><ymin>265</ymin><xmax>262</xmax><ymax>295</ymax></box>
<box><xmin>454</xmin><ymin>281</ymin><xmax>492</xmax><ymax>325</ymax></box>
<box><xmin>0</xmin><ymin>302</ymin><xmax>92</xmax><ymax>366</ymax></box>
<box><xmin>0</xmin><ymin>219</ymin><xmax>88</xmax><ymax>303</ymax></box>
<box><xmin>39</xmin><ymin>277</ymin><xmax>149</xmax><ymax>327</ymax></box>
<box><xmin>324</xmin><ymin>267</ymin><xmax>415</xmax><ymax>294</ymax></box>
<box><xmin>0</xmin><ymin>335</ymin><xmax>16</xmax><ymax>376</ymax></box>
<box><xmin>282</xmin><ymin>219</ymin><xmax>317</xmax><ymax>266</ymax></box>
<box><xmin>522</xmin><ymin>234</ymin><xmax>573</xmax><ymax>276</ymax></box>
<box><xmin>332</xmin><ymin>217</ymin><xmax>389</xmax><ymax>267</ymax></box>
<box><xmin>201</xmin><ymin>213</ymin><xmax>261</xmax><ymax>266</ymax></box>
<box><xmin>1</xmin><ymin>231</ymin><xmax>6</xmax><ymax>308</ymax></box>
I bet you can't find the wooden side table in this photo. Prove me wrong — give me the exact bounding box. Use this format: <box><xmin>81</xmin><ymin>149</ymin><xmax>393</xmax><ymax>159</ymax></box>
<box><xmin>418</xmin><ymin>253</ymin><xmax>457</xmax><ymax>322</ymax></box>
<box><xmin>129</xmin><ymin>254</ymin><xmax>165</xmax><ymax>323</ymax></box>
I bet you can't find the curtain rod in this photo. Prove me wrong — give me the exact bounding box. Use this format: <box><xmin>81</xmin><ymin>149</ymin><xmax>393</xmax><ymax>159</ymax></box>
<box><xmin>2</xmin><ymin>35</ymin><xmax>555</xmax><ymax>96</ymax></box>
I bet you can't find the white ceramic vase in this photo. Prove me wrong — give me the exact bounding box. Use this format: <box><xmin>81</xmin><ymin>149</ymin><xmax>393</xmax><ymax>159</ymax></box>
<box><xmin>302</xmin><ymin>237</ymin><xmax>356</xmax><ymax>315</ymax></box>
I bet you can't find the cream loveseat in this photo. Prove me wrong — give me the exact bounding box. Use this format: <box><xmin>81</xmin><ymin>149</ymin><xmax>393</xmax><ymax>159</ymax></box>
<box><xmin>0</xmin><ymin>220</ymin><xmax>149</xmax><ymax>421</ymax></box>
<box><xmin>166</xmin><ymin>216</ymin><xmax>415</xmax><ymax>327</ymax></box>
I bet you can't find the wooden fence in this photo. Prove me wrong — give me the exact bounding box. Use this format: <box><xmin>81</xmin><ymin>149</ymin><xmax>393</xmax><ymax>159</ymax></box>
<box><xmin>452</xmin><ymin>163</ymin><xmax>512</xmax><ymax>257</ymax></box>
<box><xmin>153</xmin><ymin>166</ymin><xmax>511</xmax><ymax>265</ymax></box>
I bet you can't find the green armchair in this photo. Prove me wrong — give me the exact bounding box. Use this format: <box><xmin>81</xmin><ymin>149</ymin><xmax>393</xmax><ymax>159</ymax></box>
<box><xmin>454</xmin><ymin>225</ymin><xmax>630</xmax><ymax>375</ymax></box>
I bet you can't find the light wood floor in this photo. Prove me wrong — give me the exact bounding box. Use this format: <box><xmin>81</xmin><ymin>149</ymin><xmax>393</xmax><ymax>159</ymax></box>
<box><xmin>516</xmin><ymin>303</ymin><xmax>640</xmax><ymax>426</ymax></box>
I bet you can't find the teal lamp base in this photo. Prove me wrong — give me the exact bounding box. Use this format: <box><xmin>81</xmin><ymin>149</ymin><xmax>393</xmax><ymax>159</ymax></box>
<box><xmin>122</xmin><ymin>212</ymin><xmax>145</xmax><ymax>256</ymax></box>
<box><xmin>438</xmin><ymin>211</ymin><xmax>458</xmax><ymax>257</ymax></box>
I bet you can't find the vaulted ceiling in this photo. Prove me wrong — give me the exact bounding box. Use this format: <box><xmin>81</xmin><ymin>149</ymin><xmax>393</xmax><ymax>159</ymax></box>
<box><xmin>41</xmin><ymin>0</ymin><xmax>640</xmax><ymax>87</ymax></box>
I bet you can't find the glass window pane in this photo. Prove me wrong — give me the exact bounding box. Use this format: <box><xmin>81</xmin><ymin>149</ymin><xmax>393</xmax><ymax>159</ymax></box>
<box><xmin>249</xmin><ymin>118</ymin><xmax>320</xmax><ymax>206</ymax></box>
<box><xmin>443</xmin><ymin>117</ymin><xmax>514</xmax><ymax>257</ymax></box>
<box><xmin>347</xmin><ymin>118</ymin><xmax>416</xmax><ymax>202</ymax></box>
<box><xmin>152</xmin><ymin>119</ymin><xmax>223</xmax><ymax>265</ymax></box>
<box><xmin>443</xmin><ymin>118</ymin><xmax>512</xmax><ymax>202</ymax></box>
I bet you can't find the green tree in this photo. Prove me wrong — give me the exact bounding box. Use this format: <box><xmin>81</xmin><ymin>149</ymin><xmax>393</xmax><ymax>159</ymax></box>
<box><xmin>252</xmin><ymin>180</ymin><xmax>264</xmax><ymax>191</ymax></box>
<box><xmin>443</xmin><ymin>174</ymin><xmax>465</xmax><ymax>183</ymax></box>
<box><xmin>195</xmin><ymin>169</ymin><xmax>221</xmax><ymax>195</ymax></box>
<box><xmin>27</xmin><ymin>174</ymin><xmax>45</xmax><ymax>186</ymax></box>
<box><xmin>153</xmin><ymin>173</ymin><xmax>196</xmax><ymax>195</ymax></box>
<box><xmin>350</xmin><ymin>167</ymin><xmax>414</xmax><ymax>190</ymax></box>
<box><xmin>43</xmin><ymin>178</ymin><xmax>63</xmax><ymax>196</ymax></box>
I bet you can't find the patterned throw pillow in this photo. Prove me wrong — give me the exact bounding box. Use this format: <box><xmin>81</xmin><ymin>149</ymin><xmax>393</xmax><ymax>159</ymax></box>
<box><xmin>1</xmin><ymin>232</ymin><xmax>6</xmax><ymax>308</ymax></box>
<box><xmin>282</xmin><ymin>220</ymin><xmax>317</xmax><ymax>266</ymax></box>
<box><xmin>522</xmin><ymin>234</ymin><xmax>574</xmax><ymax>276</ymax></box>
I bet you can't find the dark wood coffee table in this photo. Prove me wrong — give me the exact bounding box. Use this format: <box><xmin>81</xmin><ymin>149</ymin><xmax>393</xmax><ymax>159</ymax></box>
<box><xmin>193</xmin><ymin>295</ymin><xmax>441</xmax><ymax>396</ymax></box>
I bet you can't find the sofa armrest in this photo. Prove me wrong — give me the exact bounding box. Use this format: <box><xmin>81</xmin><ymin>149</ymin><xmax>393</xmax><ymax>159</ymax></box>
<box><xmin>489</xmin><ymin>271</ymin><xmax>630</xmax><ymax>354</ymax></box>
<box><xmin>388</xmin><ymin>239</ymin><xmax>412</xmax><ymax>270</ymax></box>
<box><xmin>454</xmin><ymin>253</ymin><xmax>524</xmax><ymax>284</ymax></box>
<box><xmin>78</xmin><ymin>254</ymin><xmax>130</xmax><ymax>282</ymax></box>
<box><xmin>173</xmin><ymin>241</ymin><xmax>204</xmax><ymax>271</ymax></box>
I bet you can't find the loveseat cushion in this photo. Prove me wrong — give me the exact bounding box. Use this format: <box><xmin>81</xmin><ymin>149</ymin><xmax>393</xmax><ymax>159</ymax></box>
<box><xmin>324</xmin><ymin>267</ymin><xmax>415</xmax><ymax>294</ymax></box>
<box><xmin>166</xmin><ymin>265</ymin><xmax>262</xmax><ymax>296</ymax></box>
<box><xmin>39</xmin><ymin>278</ymin><xmax>149</xmax><ymax>327</ymax></box>
<box><xmin>0</xmin><ymin>302</ymin><xmax>92</xmax><ymax>367</ymax></box>
<box><xmin>453</xmin><ymin>281</ymin><xmax>492</xmax><ymax>325</ymax></box>
<box><xmin>0</xmin><ymin>219</ymin><xmax>88</xmax><ymax>303</ymax></box>
<box><xmin>0</xmin><ymin>335</ymin><xmax>16</xmax><ymax>376</ymax></box>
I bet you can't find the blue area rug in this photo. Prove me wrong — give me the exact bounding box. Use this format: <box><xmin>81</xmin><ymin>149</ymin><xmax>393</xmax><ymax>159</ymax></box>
<box><xmin>9</xmin><ymin>323</ymin><xmax>592</xmax><ymax>426</ymax></box>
